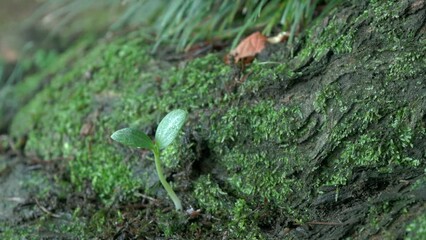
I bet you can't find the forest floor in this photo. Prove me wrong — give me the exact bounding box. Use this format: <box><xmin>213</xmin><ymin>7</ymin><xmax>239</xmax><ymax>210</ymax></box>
<box><xmin>0</xmin><ymin>0</ymin><xmax>425</xmax><ymax>239</ymax></box>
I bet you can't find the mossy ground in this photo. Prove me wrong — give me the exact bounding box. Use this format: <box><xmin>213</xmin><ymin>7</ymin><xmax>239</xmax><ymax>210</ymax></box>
<box><xmin>1</xmin><ymin>0</ymin><xmax>425</xmax><ymax>239</ymax></box>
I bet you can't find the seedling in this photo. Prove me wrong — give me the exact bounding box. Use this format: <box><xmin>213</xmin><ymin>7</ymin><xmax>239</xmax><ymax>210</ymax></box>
<box><xmin>111</xmin><ymin>109</ymin><xmax>188</xmax><ymax>211</ymax></box>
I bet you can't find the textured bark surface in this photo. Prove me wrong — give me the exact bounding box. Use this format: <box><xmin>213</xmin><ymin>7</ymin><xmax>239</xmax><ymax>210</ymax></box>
<box><xmin>261</xmin><ymin>0</ymin><xmax>426</xmax><ymax>238</ymax></box>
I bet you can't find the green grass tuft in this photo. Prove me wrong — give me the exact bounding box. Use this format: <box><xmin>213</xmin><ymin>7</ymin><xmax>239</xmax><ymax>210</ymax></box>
<box><xmin>32</xmin><ymin>0</ymin><xmax>343</xmax><ymax>51</ymax></box>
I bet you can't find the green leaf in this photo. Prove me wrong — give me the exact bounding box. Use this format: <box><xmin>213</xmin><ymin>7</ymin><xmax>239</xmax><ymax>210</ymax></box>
<box><xmin>155</xmin><ymin>109</ymin><xmax>188</xmax><ymax>150</ymax></box>
<box><xmin>111</xmin><ymin>128</ymin><xmax>154</xmax><ymax>150</ymax></box>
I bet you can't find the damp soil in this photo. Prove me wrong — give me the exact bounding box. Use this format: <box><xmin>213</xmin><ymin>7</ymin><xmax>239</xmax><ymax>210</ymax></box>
<box><xmin>0</xmin><ymin>156</ymin><xmax>31</xmax><ymax>221</ymax></box>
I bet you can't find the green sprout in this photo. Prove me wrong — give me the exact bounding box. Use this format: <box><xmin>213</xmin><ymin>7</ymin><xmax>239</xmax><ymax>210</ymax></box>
<box><xmin>111</xmin><ymin>109</ymin><xmax>188</xmax><ymax>211</ymax></box>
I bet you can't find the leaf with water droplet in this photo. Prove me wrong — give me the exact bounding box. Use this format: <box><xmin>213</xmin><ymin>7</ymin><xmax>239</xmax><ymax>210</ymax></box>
<box><xmin>155</xmin><ymin>109</ymin><xmax>188</xmax><ymax>150</ymax></box>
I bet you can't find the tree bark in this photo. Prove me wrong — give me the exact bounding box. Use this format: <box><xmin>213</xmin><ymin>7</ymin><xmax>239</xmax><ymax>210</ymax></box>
<box><xmin>250</xmin><ymin>0</ymin><xmax>426</xmax><ymax>238</ymax></box>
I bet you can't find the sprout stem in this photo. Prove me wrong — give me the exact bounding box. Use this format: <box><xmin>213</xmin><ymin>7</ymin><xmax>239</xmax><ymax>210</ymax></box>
<box><xmin>153</xmin><ymin>144</ymin><xmax>182</xmax><ymax>211</ymax></box>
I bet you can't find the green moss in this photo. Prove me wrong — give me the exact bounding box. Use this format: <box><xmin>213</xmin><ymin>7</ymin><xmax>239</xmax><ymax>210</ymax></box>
<box><xmin>214</xmin><ymin>101</ymin><xmax>303</xmax><ymax>145</ymax></box>
<box><xmin>155</xmin><ymin>210</ymin><xmax>187</xmax><ymax>237</ymax></box>
<box><xmin>222</xmin><ymin>150</ymin><xmax>298</xmax><ymax>203</ymax></box>
<box><xmin>207</xmin><ymin>100</ymin><xmax>311</xmax><ymax>209</ymax></box>
<box><xmin>323</xmin><ymin>103</ymin><xmax>422</xmax><ymax>185</ymax></box>
<box><xmin>387</xmin><ymin>51</ymin><xmax>424</xmax><ymax>82</ymax></box>
<box><xmin>295</xmin><ymin>0</ymin><xmax>418</xmax><ymax>67</ymax></box>
<box><xmin>370</xmin><ymin>0</ymin><xmax>401</xmax><ymax>24</ymax></box>
<box><xmin>161</xmin><ymin>141</ymin><xmax>182</xmax><ymax>168</ymax></box>
<box><xmin>38</xmin><ymin>216</ymin><xmax>89</xmax><ymax>239</ymax></box>
<box><xmin>158</xmin><ymin>54</ymin><xmax>231</xmax><ymax>111</ymax></box>
<box><xmin>161</xmin><ymin>133</ymin><xmax>198</xmax><ymax>169</ymax></box>
<box><xmin>0</xmin><ymin>212</ymin><xmax>89</xmax><ymax>239</ymax></box>
<box><xmin>297</xmin><ymin>12</ymin><xmax>356</xmax><ymax>62</ymax></box>
<box><xmin>11</xmin><ymin>37</ymin><xmax>155</xmax><ymax>203</ymax></box>
<box><xmin>241</xmin><ymin>62</ymin><xmax>296</xmax><ymax>95</ymax></box>
<box><xmin>366</xmin><ymin>0</ymin><xmax>426</xmax><ymax>83</ymax></box>
<box><xmin>0</xmin><ymin>224</ymin><xmax>34</xmax><ymax>239</ymax></box>
<box><xmin>406</xmin><ymin>212</ymin><xmax>426</xmax><ymax>240</ymax></box>
<box><xmin>10</xmin><ymin>34</ymin><xmax>232</xmax><ymax>204</ymax></box>
<box><xmin>21</xmin><ymin>171</ymin><xmax>54</xmax><ymax>198</ymax></box>
<box><xmin>227</xmin><ymin>199</ymin><xmax>265</xmax><ymax>239</ymax></box>
<box><xmin>314</xmin><ymin>83</ymin><xmax>345</xmax><ymax>113</ymax></box>
<box><xmin>193</xmin><ymin>174</ymin><xmax>230</xmax><ymax>214</ymax></box>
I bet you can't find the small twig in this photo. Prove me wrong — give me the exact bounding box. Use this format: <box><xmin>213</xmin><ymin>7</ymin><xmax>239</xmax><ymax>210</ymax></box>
<box><xmin>113</xmin><ymin>216</ymin><xmax>139</xmax><ymax>239</ymax></box>
<box><xmin>35</xmin><ymin>198</ymin><xmax>61</xmax><ymax>218</ymax></box>
<box><xmin>134</xmin><ymin>192</ymin><xmax>158</xmax><ymax>203</ymax></box>
<box><xmin>2</xmin><ymin>197</ymin><xmax>26</xmax><ymax>203</ymax></box>
<box><xmin>292</xmin><ymin>220</ymin><xmax>346</xmax><ymax>226</ymax></box>
<box><xmin>306</xmin><ymin>221</ymin><xmax>346</xmax><ymax>226</ymax></box>
<box><xmin>236</xmin><ymin>70</ymin><xmax>253</xmax><ymax>83</ymax></box>
<box><xmin>28</xmin><ymin>156</ymin><xmax>73</xmax><ymax>165</ymax></box>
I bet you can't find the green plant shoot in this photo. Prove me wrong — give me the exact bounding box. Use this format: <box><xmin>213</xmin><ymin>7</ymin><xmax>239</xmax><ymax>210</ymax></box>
<box><xmin>111</xmin><ymin>109</ymin><xmax>188</xmax><ymax>211</ymax></box>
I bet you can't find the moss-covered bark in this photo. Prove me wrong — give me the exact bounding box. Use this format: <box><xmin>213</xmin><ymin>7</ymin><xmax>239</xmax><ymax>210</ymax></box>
<box><xmin>1</xmin><ymin>0</ymin><xmax>425</xmax><ymax>239</ymax></box>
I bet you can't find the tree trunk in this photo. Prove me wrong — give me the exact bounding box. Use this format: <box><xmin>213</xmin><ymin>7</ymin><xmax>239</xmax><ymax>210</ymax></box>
<box><xmin>244</xmin><ymin>0</ymin><xmax>426</xmax><ymax>238</ymax></box>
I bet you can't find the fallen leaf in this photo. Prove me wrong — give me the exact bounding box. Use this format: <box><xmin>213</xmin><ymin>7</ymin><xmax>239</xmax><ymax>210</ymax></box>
<box><xmin>229</xmin><ymin>31</ymin><xmax>267</xmax><ymax>63</ymax></box>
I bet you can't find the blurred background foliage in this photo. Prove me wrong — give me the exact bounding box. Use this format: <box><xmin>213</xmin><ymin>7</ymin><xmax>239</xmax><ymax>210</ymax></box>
<box><xmin>0</xmin><ymin>0</ymin><xmax>342</xmax><ymax>104</ymax></box>
<box><xmin>30</xmin><ymin>0</ymin><xmax>341</xmax><ymax>50</ymax></box>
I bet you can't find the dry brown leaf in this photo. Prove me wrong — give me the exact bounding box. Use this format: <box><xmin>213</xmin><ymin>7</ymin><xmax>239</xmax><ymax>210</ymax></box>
<box><xmin>229</xmin><ymin>31</ymin><xmax>267</xmax><ymax>63</ymax></box>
